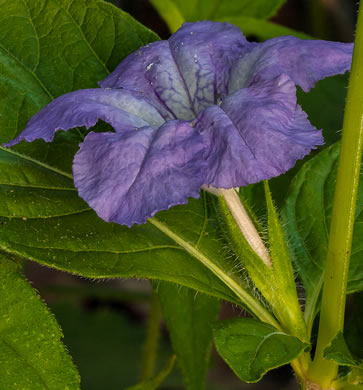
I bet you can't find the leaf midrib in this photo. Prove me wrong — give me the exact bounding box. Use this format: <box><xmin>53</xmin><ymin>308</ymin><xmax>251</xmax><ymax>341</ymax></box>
<box><xmin>0</xmin><ymin>146</ymin><xmax>73</xmax><ymax>180</ymax></box>
<box><xmin>149</xmin><ymin>217</ymin><xmax>281</xmax><ymax>328</ymax></box>
<box><xmin>0</xmin><ymin>183</ymin><xmax>77</xmax><ymax>191</ymax></box>
<box><xmin>2</xmin><ymin>240</ymin><xmax>181</xmax><ymax>254</ymax></box>
<box><xmin>248</xmin><ymin>331</ymin><xmax>287</xmax><ymax>376</ymax></box>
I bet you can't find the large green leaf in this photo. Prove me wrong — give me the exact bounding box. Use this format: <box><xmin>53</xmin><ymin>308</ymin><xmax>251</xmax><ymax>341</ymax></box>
<box><xmin>324</xmin><ymin>332</ymin><xmax>363</xmax><ymax>386</ymax></box>
<box><xmin>203</xmin><ymin>0</ymin><xmax>287</xmax><ymax>20</ymax></box>
<box><xmin>0</xmin><ymin>0</ymin><xmax>158</xmax><ymax>215</ymax></box>
<box><xmin>151</xmin><ymin>0</ymin><xmax>286</xmax><ymax>23</ymax></box>
<box><xmin>157</xmin><ymin>282</ymin><xmax>220</xmax><ymax>390</ymax></box>
<box><xmin>0</xmin><ymin>254</ymin><xmax>80</xmax><ymax>389</ymax></box>
<box><xmin>150</xmin><ymin>0</ymin><xmax>287</xmax><ymax>33</ymax></box>
<box><xmin>217</xmin><ymin>16</ymin><xmax>311</xmax><ymax>40</ymax></box>
<box><xmin>0</xmin><ymin>0</ymin><xmax>256</xmax><ymax>305</ymax></box>
<box><xmin>282</xmin><ymin>143</ymin><xmax>363</xmax><ymax>320</ymax></box>
<box><xmin>213</xmin><ymin>317</ymin><xmax>308</xmax><ymax>383</ymax></box>
<box><xmin>0</xmin><ymin>187</ymin><xmax>242</xmax><ymax>303</ymax></box>
<box><xmin>324</xmin><ymin>332</ymin><xmax>360</xmax><ymax>367</ymax></box>
<box><xmin>0</xmin><ymin>0</ymin><xmax>158</xmax><ymax>144</ymax></box>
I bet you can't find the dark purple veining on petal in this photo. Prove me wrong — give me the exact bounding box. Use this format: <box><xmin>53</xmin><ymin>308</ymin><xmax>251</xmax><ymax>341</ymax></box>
<box><xmin>100</xmin><ymin>40</ymin><xmax>196</xmax><ymax>121</ymax></box>
<box><xmin>101</xmin><ymin>21</ymin><xmax>248</xmax><ymax>117</ymax></box>
<box><xmin>4</xmin><ymin>89</ymin><xmax>165</xmax><ymax>147</ymax></box>
<box><xmin>73</xmin><ymin>120</ymin><xmax>208</xmax><ymax>226</ymax></box>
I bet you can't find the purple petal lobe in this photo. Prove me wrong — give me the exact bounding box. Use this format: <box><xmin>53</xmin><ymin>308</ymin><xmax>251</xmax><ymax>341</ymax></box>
<box><xmin>229</xmin><ymin>36</ymin><xmax>353</xmax><ymax>93</ymax></box>
<box><xmin>100</xmin><ymin>41</ymin><xmax>195</xmax><ymax>121</ymax></box>
<box><xmin>195</xmin><ymin>75</ymin><xmax>323</xmax><ymax>188</ymax></box>
<box><xmin>100</xmin><ymin>21</ymin><xmax>248</xmax><ymax>117</ymax></box>
<box><xmin>73</xmin><ymin>120</ymin><xmax>207</xmax><ymax>226</ymax></box>
<box><xmin>4</xmin><ymin>89</ymin><xmax>165</xmax><ymax>147</ymax></box>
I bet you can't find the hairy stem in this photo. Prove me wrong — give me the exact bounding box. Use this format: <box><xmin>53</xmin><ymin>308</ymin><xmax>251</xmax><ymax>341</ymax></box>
<box><xmin>307</xmin><ymin>3</ymin><xmax>363</xmax><ymax>387</ymax></box>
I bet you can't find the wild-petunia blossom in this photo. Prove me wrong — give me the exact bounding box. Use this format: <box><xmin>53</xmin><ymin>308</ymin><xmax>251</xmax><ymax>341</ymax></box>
<box><xmin>4</xmin><ymin>21</ymin><xmax>353</xmax><ymax>226</ymax></box>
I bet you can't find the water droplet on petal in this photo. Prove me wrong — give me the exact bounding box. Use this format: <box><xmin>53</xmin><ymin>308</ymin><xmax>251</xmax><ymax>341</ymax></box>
<box><xmin>146</xmin><ymin>63</ymin><xmax>154</xmax><ymax>71</ymax></box>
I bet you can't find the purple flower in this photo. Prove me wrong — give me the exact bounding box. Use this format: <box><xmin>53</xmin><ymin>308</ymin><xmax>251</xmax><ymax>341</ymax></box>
<box><xmin>4</xmin><ymin>22</ymin><xmax>353</xmax><ymax>226</ymax></box>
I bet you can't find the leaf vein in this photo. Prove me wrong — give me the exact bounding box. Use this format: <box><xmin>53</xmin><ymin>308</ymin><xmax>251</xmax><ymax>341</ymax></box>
<box><xmin>0</xmin><ymin>146</ymin><xmax>74</xmax><ymax>180</ymax></box>
<box><xmin>54</xmin><ymin>0</ymin><xmax>110</xmax><ymax>74</ymax></box>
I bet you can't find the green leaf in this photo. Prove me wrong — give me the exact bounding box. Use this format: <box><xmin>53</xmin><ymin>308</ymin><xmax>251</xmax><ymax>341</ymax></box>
<box><xmin>205</xmin><ymin>0</ymin><xmax>287</xmax><ymax>20</ymax></box>
<box><xmin>0</xmin><ymin>254</ymin><xmax>80</xmax><ymax>389</ymax></box>
<box><xmin>217</xmin><ymin>16</ymin><xmax>311</xmax><ymax>40</ymax></box>
<box><xmin>156</xmin><ymin>282</ymin><xmax>220</xmax><ymax>390</ymax></box>
<box><xmin>297</xmin><ymin>75</ymin><xmax>349</xmax><ymax>147</ymax></box>
<box><xmin>324</xmin><ymin>332</ymin><xmax>363</xmax><ymax>386</ymax></box>
<box><xmin>263</xmin><ymin>181</ymin><xmax>307</xmax><ymax>340</ymax></box>
<box><xmin>150</xmin><ymin>0</ymin><xmax>287</xmax><ymax>32</ymax></box>
<box><xmin>126</xmin><ymin>355</ymin><xmax>176</xmax><ymax>390</ymax></box>
<box><xmin>213</xmin><ymin>317</ymin><xmax>308</xmax><ymax>383</ymax></box>
<box><xmin>282</xmin><ymin>143</ymin><xmax>363</xmax><ymax>320</ymax></box>
<box><xmin>0</xmin><ymin>0</ymin><xmax>253</xmax><ymax>305</ymax></box>
<box><xmin>1</xmin><ymin>191</ymin><xmax>245</xmax><ymax>304</ymax></box>
<box><xmin>264</xmin><ymin>181</ymin><xmax>294</xmax><ymax>289</ymax></box>
<box><xmin>216</xmin><ymin>190</ymin><xmax>300</xmax><ymax>331</ymax></box>
<box><xmin>0</xmin><ymin>0</ymin><xmax>158</xmax><ymax>145</ymax></box>
<box><xmin>0</xmin><ymin>0</ymin><xmax>158</xmax><ymax>216</ymax></box>
<box><xmin>324</xmin><ymin>332</ymin><xmax>360</xmax><ymax>367</ymax></box>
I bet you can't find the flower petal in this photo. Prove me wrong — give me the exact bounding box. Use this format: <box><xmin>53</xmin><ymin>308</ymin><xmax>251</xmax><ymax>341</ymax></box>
<box><xmin>228</xmin><ymin>36</ymin><xmax>353</xmax><ymax>93</ymax></box>
<box><xmin>4</xmin><ymin>89</ymin><xmax>165</xmax><ymax>147</ymax></box>
<box><xmin>195</xmin><ymin>74</ymin><xmax>323</xmax><ymax>188</ymax></box>
<box><xmin>73</xmin><ymin>120</ymin><xmax>207</xmax><ymax>226</ymax></box>
<box><xmin>100</xmin><ymin>21</ymin><xmax>248</xmax><ymax>118</ymax></box>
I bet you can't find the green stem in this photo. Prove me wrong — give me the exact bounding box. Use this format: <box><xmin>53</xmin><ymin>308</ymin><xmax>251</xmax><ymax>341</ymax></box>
<box><xmin>149</xmin><ymin>217</ymin><xmax>281</xmax><ymax>329</ymax></box>
<box><xmin>140</xmin><ymin>289</ymin><xmax>162</xmax><ymax>380</ymax></box>
<box><xmin>307</xmin><ymin>3</ymin><xmax>363</xmax><ymax>387</ymax></box>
